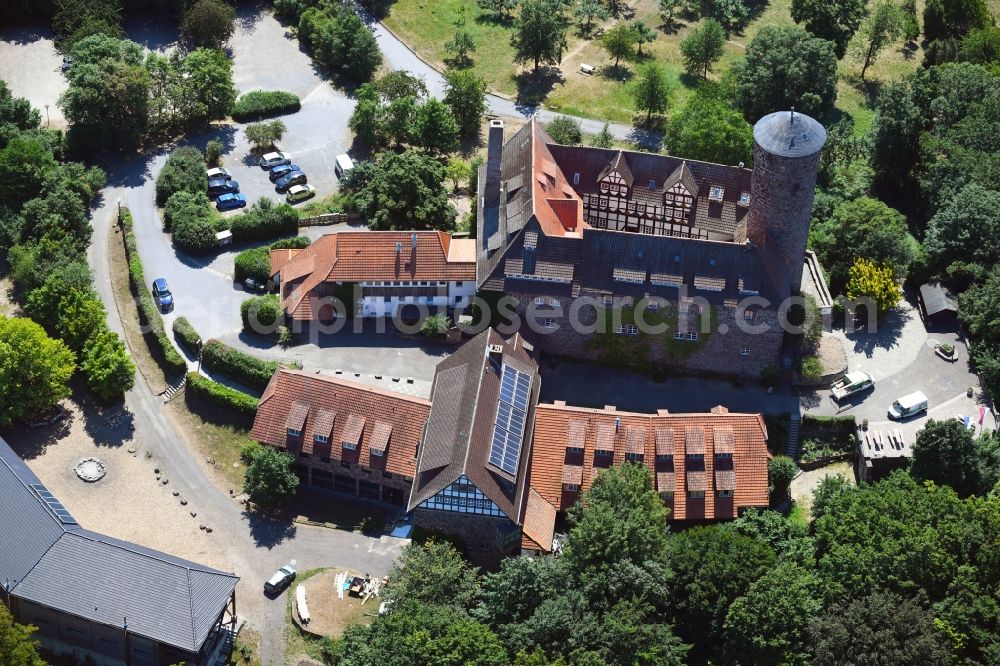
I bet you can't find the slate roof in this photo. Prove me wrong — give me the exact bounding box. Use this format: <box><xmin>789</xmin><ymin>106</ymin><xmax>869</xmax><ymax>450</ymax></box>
<box><xmin>754</xmin><ymin>110</ymin><xmax>827</xmax><ymax>158</ymax></box>
<box><xmin>274</xmin><ymin>231</ymin><xmax>476</xmax><ymax>319</ymax></box>
<box><xmin>525</xmin><ymin>404</ymin><xmax>771</xmax><ymax>550</ymax></box>
<box><xmin>408</xmin><ymin>329</ymin><xmax>540</xmax><ymax>523</ymax></box>
<box><xmin>919</xmin><ymin>281</ymin><xmax>958</xmax><ymax>317</ymax></box>
<box><xmin>0</xmin><ymin>436</ymin><xmax>238</xmax><ymax>653</ymax></box>
<box><xmin>251</xmin><ymin>369</ymin><xmax>431</xmax><ymax>476</ymax></box>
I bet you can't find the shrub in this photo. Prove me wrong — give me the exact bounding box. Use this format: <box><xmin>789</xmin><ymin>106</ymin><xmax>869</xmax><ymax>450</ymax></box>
<box><xmin>155</xmin><ymin>147</ymin><xmax>206</xmax><ymax>206</ymax></box>
<box><xmin>240</xmin><ymin>440</ymin><xmax>261</xmax><ymax>464</ymax></box>
<box><xmin>172</xmin><ymin>317</ymin><xmax>202</xmax><ymax>356</ymax></box>
<box><xmin>277</xmin><ymin>325</ymin><xmax>294</xmax><ymax>347</ymax></box>
<box><xmin>234</xmin><ymin>247</ymin><xmax>271</xmax><ymax>285</ymax></box>
<box><xmin>169</xmin><ymin>194</ymin><xmax>218</xmax><ymax>254</ymax></box>
<box><xmin>243</xmin><ymin>444</ymin><xmax>299</xmax><ymax>508</ymax></box>
<box><xmin>420</xmin><ymin>313</ymin><xmax>451</xmax><ymax>337</ymax></box>
<box><xmin>760</xmin><ymin>363</ymin><xmax>780</xmax><ymax>387</ymax></box>
<box><xmin>119</xmin><ymin>208</ymin><xmax>187</xmax><ymax>374</ymax></box>
<box><xmin>546</xmin><ymin>116</ymin><xmax>583</xmax><ymax>145</ymax></box>
<box><xmin>186</xmin><ymin>372</ymin><xmax>259</xmax><ymax>420</ymax></box>
<box><xmin>231</xmin><ymin>90</ymin><xmax>301</xmax><ymax>121</ymax></box>
<box><xmin>244</xmin><ymin>120</ymin><xmax>287</xmax><ymax>151</ymax></box>
<box><xmin>229</xmin><ymin>198</ymin><xmax>299</xmax><ymax>243</ymax></box>
<box><xmin>81</xmin><ymin>329</ymin><xmax>135</xmax><ymax>400</ymax></box>
<box><xmin>240</xmin><ymin>294</ymin><xmax>282</xmax><ymax>335</ymax></box>
<box><xmin>201</xmin><ymin>339</ymin><xmax>281</xmax><ymax>391</ymax></box>
<box><xmin>800</xmin><ymin>355</ymin><xmax>824</xmax><ymax>380</ymax></box>
<box><xmin>204</xmin><ymin>139</ymin><xmax>223</xmax><ymax>167</ymax></box>
<box><xmin>769</xmin><ymin>455</ymin><xmax>798</xmax><ymax>498</ymax></box>
<box><xmin>270</xmin><ymin>235</ymin><xmax>311</xmax><ymax>250</ymax></box>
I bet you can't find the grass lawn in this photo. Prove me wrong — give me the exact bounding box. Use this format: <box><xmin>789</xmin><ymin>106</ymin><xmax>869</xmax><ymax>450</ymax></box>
<box><xmin>382</xmin><ymin>0</ymin><xmax>934</xmax><ymax>135</ymax></box>
<box><xmin>229</xmin><ymin>627</ymin><xmax>262</xmax><ymax>666</ymax></box>
<box><xmin>283</xmin><ymin>568</ymin><xmax>374</xmax><ymax>665</ymax></box>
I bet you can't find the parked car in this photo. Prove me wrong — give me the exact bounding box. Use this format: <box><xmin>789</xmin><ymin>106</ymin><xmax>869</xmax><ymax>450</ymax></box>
<box><xmin>216</xmin><ymin>193</ymin><xmax>247</xmax><ymax>211</ymax></box>
<box><xmin>264</xmin><ymin>564</ymin><xmax>296</xmax><ymax>595</ymax></box>
<box><xmin>831</xmin><ymin>371</ymin><xmax>875</xmax><ymax>402</ymax></box>
<box><xmin>888</xmin><ymin>390</ymin><xmax>928</xmax><ymax>420</ymax></box>
<box><xmin>269</xmin><ymin>163</ymin><xmax>301</xmax><ymax>182</ymax></box>
<box><xmin>208</xmin><ymin>178</ymin><xmax>240</xmax><ymax>197</ymax></box>
<box><xmin>260</xmin><ymin>151</ymin><xmax>291</xmax><ymax>169</ymax></box>
<box><xmin>151</xmin><ymin>278</ymin><xmax>173</xmax><ymax>312</ymax></box>
<box><xmin>286</xmin><ymin>184</ymin><xmax>316</xmax><ymax>204</ymax></box>
<box><xmin>206</xmin><ymin>167</ymin><xmax>231</xmax><ymax>180</ymax></box>
<box><xmin>275</xmin><ymin>170</ymin><xmax>307</xmax><ymax>192</ymax></box>
<box><xmin>335</xmin><ymin>153</ymin><xmax>354</xmax><ymax>178</ymax></box>
<box><xmin>61</xmin><ymin>56</ymin><xmax>73</xmax><ymax>71</ymax></box>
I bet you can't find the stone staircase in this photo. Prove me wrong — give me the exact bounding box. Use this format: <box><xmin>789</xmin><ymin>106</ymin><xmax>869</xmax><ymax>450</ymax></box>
<box><xmin>786</xmin><ymin>414</ymin><xmax>802</xmax><ymax>458</ymax></box>
<box><xmin>162</xmin><ymin>375</ymin><xmax>187</xmax><ymax>403</ymax></box>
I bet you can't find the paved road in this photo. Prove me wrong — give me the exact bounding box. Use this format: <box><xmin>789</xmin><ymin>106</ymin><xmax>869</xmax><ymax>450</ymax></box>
<box><xmin>90</xmin><ymin>190</ymin><xmax>406</xmax><ymax>665</ymax></box>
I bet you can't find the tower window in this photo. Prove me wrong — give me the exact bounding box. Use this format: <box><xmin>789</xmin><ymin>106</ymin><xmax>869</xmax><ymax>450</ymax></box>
<box><xmin>739</xmin><ymin>192</ymin><xmax>750</xmax><ymax>206</ymax></box>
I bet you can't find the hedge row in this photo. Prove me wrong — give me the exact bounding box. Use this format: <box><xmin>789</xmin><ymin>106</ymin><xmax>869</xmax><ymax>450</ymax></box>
<box><xmin>802</xmin><ymin>413</ymin><xmax>857</xmax><ymax>436</ymax></box>
<box><xmin>155</xmin><ymin>146</ymin><xmax>206</xmax><ymax>206</ymax></box>
<box><xmin>231</xmin><ymin>90</ymin><xmax>301</xmax><ymax>121</ymax></box>
<box><xmin>201</xmin><ymin>339</ymin><xmax>283</xmax><ymax>392</ymax></box>
<box><xmin>172</xmin><ymin>317</ymin><xmax>202</xmax><ymax>357</ymax></box>
<box><xmin>120</xmin><ymin>208</ymin><xmax>187</xmax><ymax>374</ymax></box>
<box><xmin>229</xmin><ymin>199</ymin><xmax>299</xmax><ymax>243</ymax></box>
<box><xmin>186</xmin><ymin>372</ymin><xmax>259</xmax><ymax>420</ymax></box>
<box><xmin>234</xmin><ymin>235</ymin><xmax>312</xmax><ymax>284</ymax></box>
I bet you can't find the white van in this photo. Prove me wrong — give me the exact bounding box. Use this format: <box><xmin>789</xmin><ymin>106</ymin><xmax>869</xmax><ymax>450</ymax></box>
<box><xmin>888</xmin><ymin>390</ymin><xmax>928</xmax><ymax>420</ymax></box>
<box><xmin>334</xmin><ymin>154</ymin><xmax>354</xmax><ymax>178</ymax></box>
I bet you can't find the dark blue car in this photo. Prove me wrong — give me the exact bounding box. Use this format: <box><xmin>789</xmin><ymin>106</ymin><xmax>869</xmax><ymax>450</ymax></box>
<box><xmin>216</xmin><ymin>193</ymin><xmax>247</xmax><ymax>211</ymax></box>
<box><xmin>269</xmin><ymin>163</ymin><xmax>301</xmax><ymax>182</ymax></box>
<box><xmin>208</xmin><ymin>178</ymin><xmax>240</xmax><ymax>197</ymax></box>
<box><xmin>152</xmin><ymin>278</ymin><xmax>173</xmax><ymax>311</ymax></box>
<box><xmin>275</xmin><ymin>170</ymin><xmax>307</xmax><ymax>192</ymax></box>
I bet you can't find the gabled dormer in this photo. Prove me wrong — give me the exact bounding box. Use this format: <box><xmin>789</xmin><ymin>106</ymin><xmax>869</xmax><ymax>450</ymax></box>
<box><xmin>597</xmin><ymin>152</ymin><xmax>633</xmax><ymax>197</ymax></box>
<box><xmin>662</xmin><ymin>161</ymin><xmax>696</xmax><ymax>220</ymax></box>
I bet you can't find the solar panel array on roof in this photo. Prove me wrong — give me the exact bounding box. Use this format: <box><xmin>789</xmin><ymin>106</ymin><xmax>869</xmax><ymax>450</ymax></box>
<box><xmin>30</xmin><ymin>483</ymin><xmax>77</xmax><ymax>525</ymax></box>
<box><xmin>489</xmin><ymin>364</ymin><xmax>531</xmax><ymax>475</ymax></box>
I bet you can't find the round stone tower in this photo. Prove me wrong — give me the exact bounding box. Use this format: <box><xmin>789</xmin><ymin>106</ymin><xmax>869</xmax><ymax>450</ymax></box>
<box><xmin>746</xmin><ymin>110</ymin><xmax>826</xmax><ymax>296</ymax></box>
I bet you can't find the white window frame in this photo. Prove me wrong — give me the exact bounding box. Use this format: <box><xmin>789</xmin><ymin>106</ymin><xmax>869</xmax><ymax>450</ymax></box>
<box><xmin>543</xmin><ymin>318</ymin><xmax>556</xmax><ymax>329</ymax></box>
<box><xmin>563</xmin><ymin>483</ymin><xmax>580</xmax><ymax>492</ymax></box>
<box><xmin>314</xmin><ymin>434</ymin><xmax>328</xmax><ymax>444</ymax></box>
<box><xmin>534</xmin><ymin>297</ymin><xmax>545</xmax><ymax>305</ymax></box>
<box><xmin>343</xmin><ymin>441</ymin><xmax>358</xmax><ymax>451</ymax></box>
<box><xmin>287</xmin><ymin>428</ymin><xmax>301</xmax><ymax>437</ymax></box>
<box><xmin>740</xmin><ymin>345</ymin><xmax>750</xmax><ymax>356</ymax></box>
<box><xmin>686</xmin><ymin>331</ymin><xmax>698</xmax><ymax>341</ymax></box>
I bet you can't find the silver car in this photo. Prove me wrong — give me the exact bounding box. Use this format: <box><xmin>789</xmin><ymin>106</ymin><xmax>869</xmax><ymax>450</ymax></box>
<box><xmin>260</xmin><ymin>151</ymin><xmax>291</xmax><ymax>169</ymax></box>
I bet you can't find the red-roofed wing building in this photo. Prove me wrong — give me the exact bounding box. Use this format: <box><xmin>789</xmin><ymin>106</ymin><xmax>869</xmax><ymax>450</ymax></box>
<box><xmin>270</xmin><ymin>231</ymin><xmax>477</xmax><ymax>321</ymax></box>
<box><xmin>251</xmin><ymin>369</ymin><xmax>431</xmax><ymax>505</ymax></box>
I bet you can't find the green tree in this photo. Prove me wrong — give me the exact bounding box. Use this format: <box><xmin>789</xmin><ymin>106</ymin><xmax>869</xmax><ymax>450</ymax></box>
<box><xmin>204</xmin><ymin>138</ymin><xmax>223</xmax><ymax>167</ymax></box>
<box><xmin>413</xmin><ymin>98</ymin><xmax>460</xmax><ymax>155</ymax></box>
<box><xmin>768</xmin><ymin>455</ymin><xmax>797</xmax><ymax>499</ymax></box>
<box><xmin>0</xmin><ymin>315</ymin><xmax>76</xmax><ymax>425</ymax></box>
<box><xmin>845</xmin><ymin>257</ymin><xmax>901</xmax><ymax>317</ymax></box>
<box><xmin>82</xmin><ymin>329</ymin><xmax>135</xmax><ymax>400</ymax></box>
<box><xmin>0</xmin><ymin>80</ymin><xmax>41</xmax><ymax>134</ymax></box>
<box><xmin>723</xmin><ymin>562</ymin><xmax>821</xmax><ymax>666</ymax></box>
<box><xmin>562</xmin><ymin>463</ymin><xmax>671</xmax><ymax>588</ymax></box>
<box><xmin>478</xmin><ymin>0</ymin><xmax>520</xmax><ymax>20</ymax></box>
<box><xmin>182</xmin><ymin>47</ymin><xmax>237</xmax><ymax>122</ymax></box>
<box><xmin>809</xmin><ymin>196</ymin><xmax>918</xmax><ymax>288</ymax></box>
<box><xmin>181</xmin><ymin>0</ymin><xmax>236</xmax><ymax>49</ymax></box>
<box><xmin>445</xmin><ymin>158</ymin><xmax>472</xmax><ymax>192</ymax></box>
<box><xmin>301</xmin><ymin>4</ymin><xmax>382</xmax><ymax>82</ymax></box>
<box><xmin>665</xmin><ymin>92</ymin><xmax>752</xmax><ymax>165</ymax></box>
<box><xmin>243</xmin><ymin>445</ymin><xmax>299</xmax><ymax>509</ymax></box>
<box><xmin>850</xmin><ymin>1</ymin><xmax>906</xmax><ymax>81</ymax></box>
<box><xmin>680</xmin><ymin>18</ymin><xmax>726</xmax><ymax>79</ymax></box>
<box><xmin>60</xmin><ymin>35</ymin><xmax>150</xmax><ymax>152</ymax></box>
<box><xmin>911</xmin><ymin>419</ymin><xmax>987</xmax><ymax>498</ymax></box>
<box><xmin>601</xmin><ymin>22</ymin><xmax>637</xmax><ymax>67</ymax></box>
<box><xmin>575</xmin><ymin>0</ymin><xmax>609</xmax><ymax>35</ymax></box>
<box><xmin>545</xmin><ymin>115</ymin><xmax>583</xmax><ymax>145</ymax></box>
<box><xmin>445</xmin><ymin>29</ymin><xmax>477</xmax><ymax>66</ymax></box>
<box><xmin>0</xmin><ymin>136</ymin><xmax>57</xmax><ymax>205</ymax></box>
<box><xmin>790</xmin><ymin>0</ymin><xmax>867</xmax><ymax>58</ymax></box>
<box><xmin>632</xmin><ymin>21</ymin><xmax>657</xmax><ymax>56</ymax></box>
<box><xmin>923</xmin><ymin>0</ymin><xmax>990</xmax><ymax>43</ymax></box>
<box><xmin>0</xmin><ymin>605</ymin><xmax>46</xmax><ymax>666</ymax></box>
<box><xmin>244</xmin><ymin>120</ymin><xmax>287</xmax><ymax>151</ymax></box>
<box><xmin>444</xmin><ymin>69</ymin><xmax>488</xmax><ymax>139</ymax></box>
<box><xmin>960</xmin><ymin>265</ymin><xmax>1000</xmax><ymax>347</ymax></box>
<box><xmin>53</xmin><ymin>289</ymin><xmax>106</xmax><ymax>352</ymax></box>
<box><xmin>730</xmin><ymin>508</ymin><xmax>814</xmax><ymax>563</ymax></box>
<box><xmin>659</xmin><ymin>0</ymin><xmax>683</xmax><ymax>31</ymax></box>
<box><xmin>385</xmin><ymin>541</ymin><xmax>480</xmax><ymax>608</ymax></box>
<box><xmin>732</xmin><ymin>25</ymin><xmax>838</xmax><ymax>121</ymax></box>
<box><xmin>665</xmin><ymin>525</ymin><xmax>777</xmax><ymax>660</ymax></box>
<box><xmin>631</xmin><ymin>62</ymin><xmax>672</xmax><ymax>122</ymax></box>
<box><xmin>53</xmin><ymin>0</ymin><xmax>121</xmax><ymax>40</ymax></box>
<box><xmin>342</xmin><ymin>151</ymin><xmax>457</xmax><ymax>231</ymax></box>
<box><xmin>512</xmin><ymin>0</ymin><xmax>570</xmax><ymax>73</ymax></box>
<box><xmin>808</xmin><ymin>592</ymin><xmax>952</xmax><ymax>665</ymax></box>
<box><xmin>701</xmin><ymin>0</ymin><xmax>749</xmax><ymax>33</ymax></box>
<box><xmin>156</xmin><ymin>146</ymin><xmax>206</xmax><ymax>206</ymax></box>
<box><xmin>924</xmin><ymin>184</ymin><xmax>1000</xmax><ymax>276</ymax></box>
<box><xmin>958</xmin><ymin>26</ymin><xmax>1000</xmax><ymax>64</ymax></box>
<box><xmin>589</xmin><ymin>122</ymin><xmax>614</xmax><ymax>147</ymax></box>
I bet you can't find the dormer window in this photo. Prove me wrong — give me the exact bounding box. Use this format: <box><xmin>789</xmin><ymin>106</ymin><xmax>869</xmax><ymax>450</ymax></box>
<box><xmin>709</xmin><ymin>186</ymin><xmax>724</xmax><ymax>201</ymax></box>
<box><xmin>739</xmin><ymin>192</ymin><xmax>750</xmax><ymax>206</ymax></box>
<box><xmin>314</xmin><ymin>434</ymin><xmax>328</xmax><ymax>444</ymax></box>
<box><xmin>573</xmin><ymin>172</ymin><xmax>580</xmax><ymax>185</ymax></box>
<box><xmin>648</xmin><ymin>180</ymin><xmax>656</xmax><ymax>190</ymax></box>
<box><xmin>287</xmin><ymin>427</ymin><xmax>302</xmax><ymax>438</ymax></box>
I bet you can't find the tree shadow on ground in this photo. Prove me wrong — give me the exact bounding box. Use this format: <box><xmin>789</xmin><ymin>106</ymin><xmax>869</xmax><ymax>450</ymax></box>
<box><xmin>514</xmin><ymin>66</ymin><xmax>565</xmax><ymax>107</ymax></box>
<box><xmin>473</xmin><ymin>12</ymin><xmax>515</xmax><ymax>29</ymax></box>
<box><xmin>2</xmin><ymin>405</ymin><xmax>74</xmax><ymax>460</ymax></box>
<box><xmin>600</xmin><ymin>63</ymin><xmax>634</xmax><ymax>84</ymax></box>
<box><xmin>235</xmin><ymin>2</ymin><xmax>265</xmax><ymax>33</ymax></box>
<box><xmin>843</xmin><ymin>72</ymin><xmax>884</xmax><ymax>105</ymax></box>
<box><xmin>836</xmin><ymin>296</ymin><xmax>916</xmax><ymax>359</ymax></box>
<box><xmin>76</xmin><ymin>382</ymin><xmax>135</xmax><ymax>448</ymax></box>
<box><xmin>123</xmin><ymin>12</ymin><xmax>179</xmax><ymax>54</ymax></box>
<box><xmin>244</xmin><ymin>509</ymin><xmax>298</xmax><ymax>549</ymax></box>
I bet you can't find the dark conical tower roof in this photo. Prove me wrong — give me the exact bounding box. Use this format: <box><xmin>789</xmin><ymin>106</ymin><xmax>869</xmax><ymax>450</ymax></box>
<box><xmin>753</xmin><ymin>110</ymin><xmax>826</xmax><ymax>158</ymax></box>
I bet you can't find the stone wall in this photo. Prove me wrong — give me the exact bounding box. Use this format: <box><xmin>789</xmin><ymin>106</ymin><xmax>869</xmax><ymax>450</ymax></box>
<box><xmin>285</xmin><ymin>447</ymin><xmax>412</xmax><ymax>506</ymax></box>
<box><xmin>413</xmin><ymin>507</ymin><xmax>519</xmax><ymax>569</ymax></box>
<box><xmin>504</xmin><ymin>291</ymin><xmax>784</xmax><ymax>378</ymax></box>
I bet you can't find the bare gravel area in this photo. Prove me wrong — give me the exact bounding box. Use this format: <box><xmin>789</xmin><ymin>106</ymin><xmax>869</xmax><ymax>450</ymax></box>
<box><xmin>6</xmin><ymin>396</ymin><xmax>232</xmax><ymax>572</ymax></box>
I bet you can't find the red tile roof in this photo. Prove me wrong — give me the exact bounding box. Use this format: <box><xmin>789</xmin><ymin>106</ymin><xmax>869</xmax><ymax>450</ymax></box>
<box><xmin>273</xmin><ymin>231</ymin><xmax>476</xmax><ymax>319</ymax></box>
<box><xmin>531</xmin><ymin>121</ymin><xmax>585</xmax><ymax>236</ymax></box>
<box><xmin>526</xmin><ymin>403</ymin><xmax>770</xmax><ymax>542</ymax></box>
<box><xmin>251</xmin><ymin>369</ymin><xmax>431</xmax><ymax>477</ymax></box>
<box><xmin>520</xmin><ymin>488</ymin><xmax>557</xmax><ymax>551</ymax></box>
